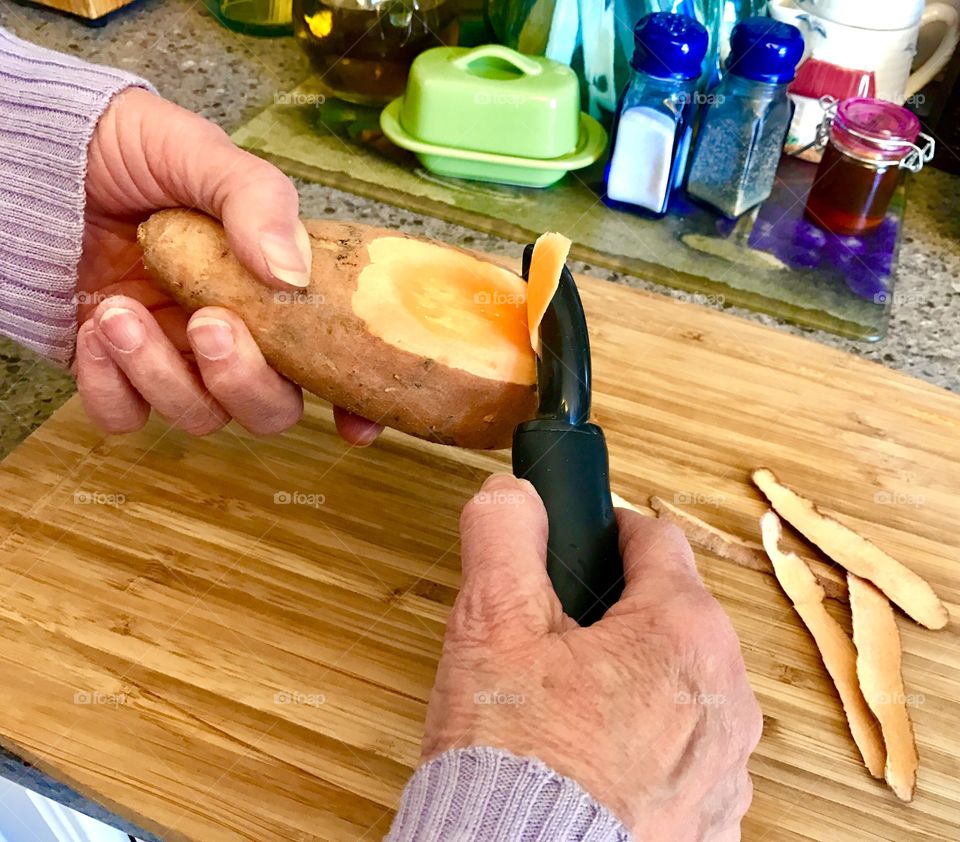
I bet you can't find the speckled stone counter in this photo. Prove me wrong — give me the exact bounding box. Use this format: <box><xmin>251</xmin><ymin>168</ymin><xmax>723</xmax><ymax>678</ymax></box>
<box><xmin>0</xmin><ymin>0</ymin><xmax>958</xmax><ymax>835</ymax></box>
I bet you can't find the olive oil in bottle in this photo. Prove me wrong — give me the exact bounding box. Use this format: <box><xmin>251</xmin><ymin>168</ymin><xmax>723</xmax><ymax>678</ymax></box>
<box><xmin>293</xmin><ymin>0</ymin><xmax>457</xmax><ymax>106</ymax></box>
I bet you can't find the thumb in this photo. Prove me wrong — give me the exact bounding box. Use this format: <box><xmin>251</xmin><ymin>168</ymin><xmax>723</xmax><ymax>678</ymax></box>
<box><xmin>116</xmin><ymin>90</ymin><xmax>312</xmax><ymax>289</ymax></box>
<box><xmin>456</xmin><ymin>473</ymin><xmax>562</xmax><ymax>637</ymax></box>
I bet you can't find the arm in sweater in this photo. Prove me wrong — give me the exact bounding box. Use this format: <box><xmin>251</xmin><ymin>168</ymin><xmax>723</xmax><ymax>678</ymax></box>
<box><xmin>387</xmin><ymin>747</ymin><xmax>630</xmax><ymax>842</ymax></box>
<box><xmin>0</xmin><ymin>26</ymin><xmax>153</xmax><ymax>365</ymax></box>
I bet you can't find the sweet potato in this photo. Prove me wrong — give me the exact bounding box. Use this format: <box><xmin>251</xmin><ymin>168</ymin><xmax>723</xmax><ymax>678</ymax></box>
<box><xmin>138</xmin><ymin>209</ymin><xmax>538</xmax><ymax>449</ymax></box>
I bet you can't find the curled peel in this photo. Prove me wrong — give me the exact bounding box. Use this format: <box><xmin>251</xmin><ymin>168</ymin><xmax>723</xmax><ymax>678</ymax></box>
<box><xmin>526</xmin><ymin>232</ymin><xmax>572</xmax><ymax>357</ymax></box>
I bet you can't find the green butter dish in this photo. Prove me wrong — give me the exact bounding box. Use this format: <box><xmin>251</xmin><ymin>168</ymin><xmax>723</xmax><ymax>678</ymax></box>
<box><xmin>381</xmin><ymin>99</ymin><xmax>607</xmax><ymax>187</ymax></box>
<box><xmin>380</xmin><ymin>44</ymin><xmax>607</xmax><ymax>188</ymax></box>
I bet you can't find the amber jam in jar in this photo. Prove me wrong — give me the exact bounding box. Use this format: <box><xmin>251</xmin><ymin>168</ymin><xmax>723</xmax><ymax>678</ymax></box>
<box><xmin>804</xmin><ymin>98</ymin><xmax>921</xmax><ymax>236</ymax></box>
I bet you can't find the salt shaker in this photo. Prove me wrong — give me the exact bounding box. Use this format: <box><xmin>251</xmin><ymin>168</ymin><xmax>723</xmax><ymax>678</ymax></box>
<box><xmin>686</xmin><ymin>17</ymin><xmax>804</xmax><ymax>218</ymax></box>
<box><xmin>603</xmin><ymin>12</ymin><xmax>709</xmax><ymax>217</ymax></box>
<box><xmin>805</xmin><ymin>98</ymin><xmax>934</xmax><ymax>235</ymax></box>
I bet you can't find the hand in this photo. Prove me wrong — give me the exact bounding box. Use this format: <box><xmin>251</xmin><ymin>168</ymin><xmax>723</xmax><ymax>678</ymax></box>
<box><xmin>76</xmin><ymin>87</ymin><xmax>381</xmax><ymax>444</ymax></box>
<box><xmin>424</xmin><ymin>474</ymin><xmax>763</xmax><ymax>841</ymax></box>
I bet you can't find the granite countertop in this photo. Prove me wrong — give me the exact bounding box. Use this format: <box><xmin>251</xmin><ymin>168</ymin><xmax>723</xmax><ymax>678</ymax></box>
<box><xmin>2</xmin><ymin>0</ymin><xmax>960</xmax><ymax>464</ymax></box>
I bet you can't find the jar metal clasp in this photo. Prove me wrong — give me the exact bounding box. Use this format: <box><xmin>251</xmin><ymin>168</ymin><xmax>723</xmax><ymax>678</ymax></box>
<box><xmin>899</xmin><ymin>133</ymin><xmax>935</xmax><ymax>173</ymax></box>
<box><xmin>813</xmin><ymin>95</ymin><xmax>839</xmax><ymax>151</ymax></box>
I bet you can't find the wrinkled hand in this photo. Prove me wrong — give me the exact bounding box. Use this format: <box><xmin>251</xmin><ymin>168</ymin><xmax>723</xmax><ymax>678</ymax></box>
<box><xmin>424</xmin><ymin>474</ymin><xmax>763</xmax><ymax>841</ymax></box>
<box><xmin>77</xmin><ymin>87</ymin><xmax>380</xmax><ymax>443</ymax></box>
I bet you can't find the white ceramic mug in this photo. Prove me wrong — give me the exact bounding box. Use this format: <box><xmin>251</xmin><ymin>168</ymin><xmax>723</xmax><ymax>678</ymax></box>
<box><xmin>770</xmin><ymin>0</ymin><xmax>960</xmax><ymax>155</ymax></box>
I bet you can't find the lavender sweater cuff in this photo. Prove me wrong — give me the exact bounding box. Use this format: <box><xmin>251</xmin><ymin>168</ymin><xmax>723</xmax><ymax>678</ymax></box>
<box><xmin>387</xmin><ymin>746</ymin><xmax>631</xmax><ymax>841</ymax></box>
<box><xmin>0</xmin><ymin>27</ymin><xmax>153</xmax><ymax>366</ymax></box>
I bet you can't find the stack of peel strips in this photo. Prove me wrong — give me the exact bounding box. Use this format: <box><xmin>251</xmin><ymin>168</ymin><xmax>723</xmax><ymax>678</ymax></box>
<box><xmin>635</xmin><ymin>470</ymin><xmax>949</xmax><ymax>802</ymax></box>
<box><xmin>752</xmin><ymin>468</ymin><xmax>947</xmax><ymax>803</ymax></box>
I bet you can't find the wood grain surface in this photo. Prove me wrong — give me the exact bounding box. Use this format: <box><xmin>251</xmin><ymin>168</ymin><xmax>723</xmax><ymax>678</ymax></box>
<box><xmin>28</xmin><ymin>0</ymin><xmax>136</xmax><ymax>21</ymax></box>
<box><xmin>0</xmin><ymin>269</ymin><xmax>957</xmax><ymax>841</ymax></box>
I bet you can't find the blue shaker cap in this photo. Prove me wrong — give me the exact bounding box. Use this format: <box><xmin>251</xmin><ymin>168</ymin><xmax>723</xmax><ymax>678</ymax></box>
<box><xmin>726</xmin><ymin>16</ymin><xmax>804</xmax><ymax>84</ymax></box>
<box><xmin>631</xmin><ymin>12</ymin><xmax>709</xmax><ymax>81</ymax></box>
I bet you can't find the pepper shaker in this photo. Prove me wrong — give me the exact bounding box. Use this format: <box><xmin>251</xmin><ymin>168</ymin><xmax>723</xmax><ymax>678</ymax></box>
<box><xmin>686</xmin><ymin>17</ymin><xmax>804</xmax><ymax>218</ymax></box>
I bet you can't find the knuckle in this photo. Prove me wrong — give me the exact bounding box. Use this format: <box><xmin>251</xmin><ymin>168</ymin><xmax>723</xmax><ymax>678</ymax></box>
<box><xmin>639</xmin><ymin>518</ymin><xmax>691</xmax><ymax>554</ymax></box>
<box><xmin>736</xmin><ymin>772</ymin><xmax>754</xmax><ymax>819</ymax></box>
<box><xmin>101</xmin><ymin>412</ymin><xmax>147</xmax><ymax>435</ymax></box>
<box><xmin>200</xmin><ymin>366</ymin><xmax>303</xmax><ymax>436</ymax></box>
<box><xmin>246</xmin><ymin>401</ymin><xmax>303</xmax><ymax>436</ymax></box>
<box><xmin>174</xmin><ymin>406</ymin><xmax>226</xmax><ymax>437</ymax></box>
<box><xmin>445</xmin><ymin>591</ymin><xmax>497</xmax><ymax>646</ymax></box>
<box><xmin>665</xmin><ymin>590</ymin><xmax>728</xmax><ymax>641</ymax></box>
<box><xmin>745</xmin><ymin>698</ymin><xmax>764</xmax><ymax>748</ymax></box>
<box><xmin>656</xmin><ymin>519</ymin><xmax>689</xmax><ymax>547</ymax></box>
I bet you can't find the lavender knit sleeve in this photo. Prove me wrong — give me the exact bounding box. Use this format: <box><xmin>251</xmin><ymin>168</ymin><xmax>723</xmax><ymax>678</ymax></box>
<box><xmin>0</xmin><ymin>27</ymin><xmax>153</xmax><ymax>366</ymax></box>
<box><xmin>387</xmin><ymin>746</ymin><xmax>631</xmax><ymax>841</ymax></box>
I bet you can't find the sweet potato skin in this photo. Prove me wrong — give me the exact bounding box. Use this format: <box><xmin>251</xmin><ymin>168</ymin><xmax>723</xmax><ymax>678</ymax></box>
<box><xmin>137</xmin><ymin>209</ymin><xmax>537</xmax><ymax>449</ymax></box>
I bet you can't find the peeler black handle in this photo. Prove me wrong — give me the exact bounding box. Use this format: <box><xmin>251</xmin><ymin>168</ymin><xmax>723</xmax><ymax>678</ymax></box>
<box><xmin>512</xmin><ymin>420</ymin><xmax>624</xmax><ymax>626</ymax></box>
<box><xmin>513</xmin><ymin>243</ymin><xmax>624</xmax><ymax>626</ymax></box>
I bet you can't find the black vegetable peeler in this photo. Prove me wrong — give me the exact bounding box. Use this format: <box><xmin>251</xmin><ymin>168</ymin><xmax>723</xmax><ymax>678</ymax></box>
<box><xmin>512</xmin><ymin>244</ymin><xmax>624</xmax><ymax>626</ymax></box>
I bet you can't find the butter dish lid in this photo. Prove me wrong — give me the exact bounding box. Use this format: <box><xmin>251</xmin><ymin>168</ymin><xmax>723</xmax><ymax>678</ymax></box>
<box><xmin>397</xmin><ymin>45</ymin><xmax>582</xmax><ymax>160</ymax></box>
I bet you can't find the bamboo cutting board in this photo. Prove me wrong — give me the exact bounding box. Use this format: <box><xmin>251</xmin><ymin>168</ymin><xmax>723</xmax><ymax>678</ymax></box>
<box><xmin>0</xmin><ymin>268</ymin><xmax>958</xmax><ymax>841</ymax></box>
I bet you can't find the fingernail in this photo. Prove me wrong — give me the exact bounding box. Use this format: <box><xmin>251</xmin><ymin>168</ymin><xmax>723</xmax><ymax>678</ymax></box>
<box><xmin>516</xmin><ymin>478</ymin><xmax>537</xmax><ymax>496</ymax></box>
<box><xmin>261</xmin><ymin>228</ymin><xmax>310</xmax><ymax>288</ymax></box>
<box><xmin>295</xmin><ymin>220</ymin><xmax>313</xmax><ymax>277</ymax></box>
<box><xmin>99</xmin><ymin>307</ymin><xmax>144</xmax><ymax>352</ymax></box>
<box><xmin>188</xmin><ymin>316</ymin><xmax>234</xmax><ymax>360</ymax></box>
<box><xmin>481</xmin><ymin>472</ymin><xmax>520</xmax><ymax>491</ymax></box>
<box><xmin>84</xmin><ymin>330</ymin><xmax>108</xmax><ymax>361</ymax></box>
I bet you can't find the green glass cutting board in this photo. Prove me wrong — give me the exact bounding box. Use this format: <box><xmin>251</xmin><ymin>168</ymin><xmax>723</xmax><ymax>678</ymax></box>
<box><xmin>231</xmin><ymin>77</ymin><xmax>906</xmax><ymax>340</ymax></box>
